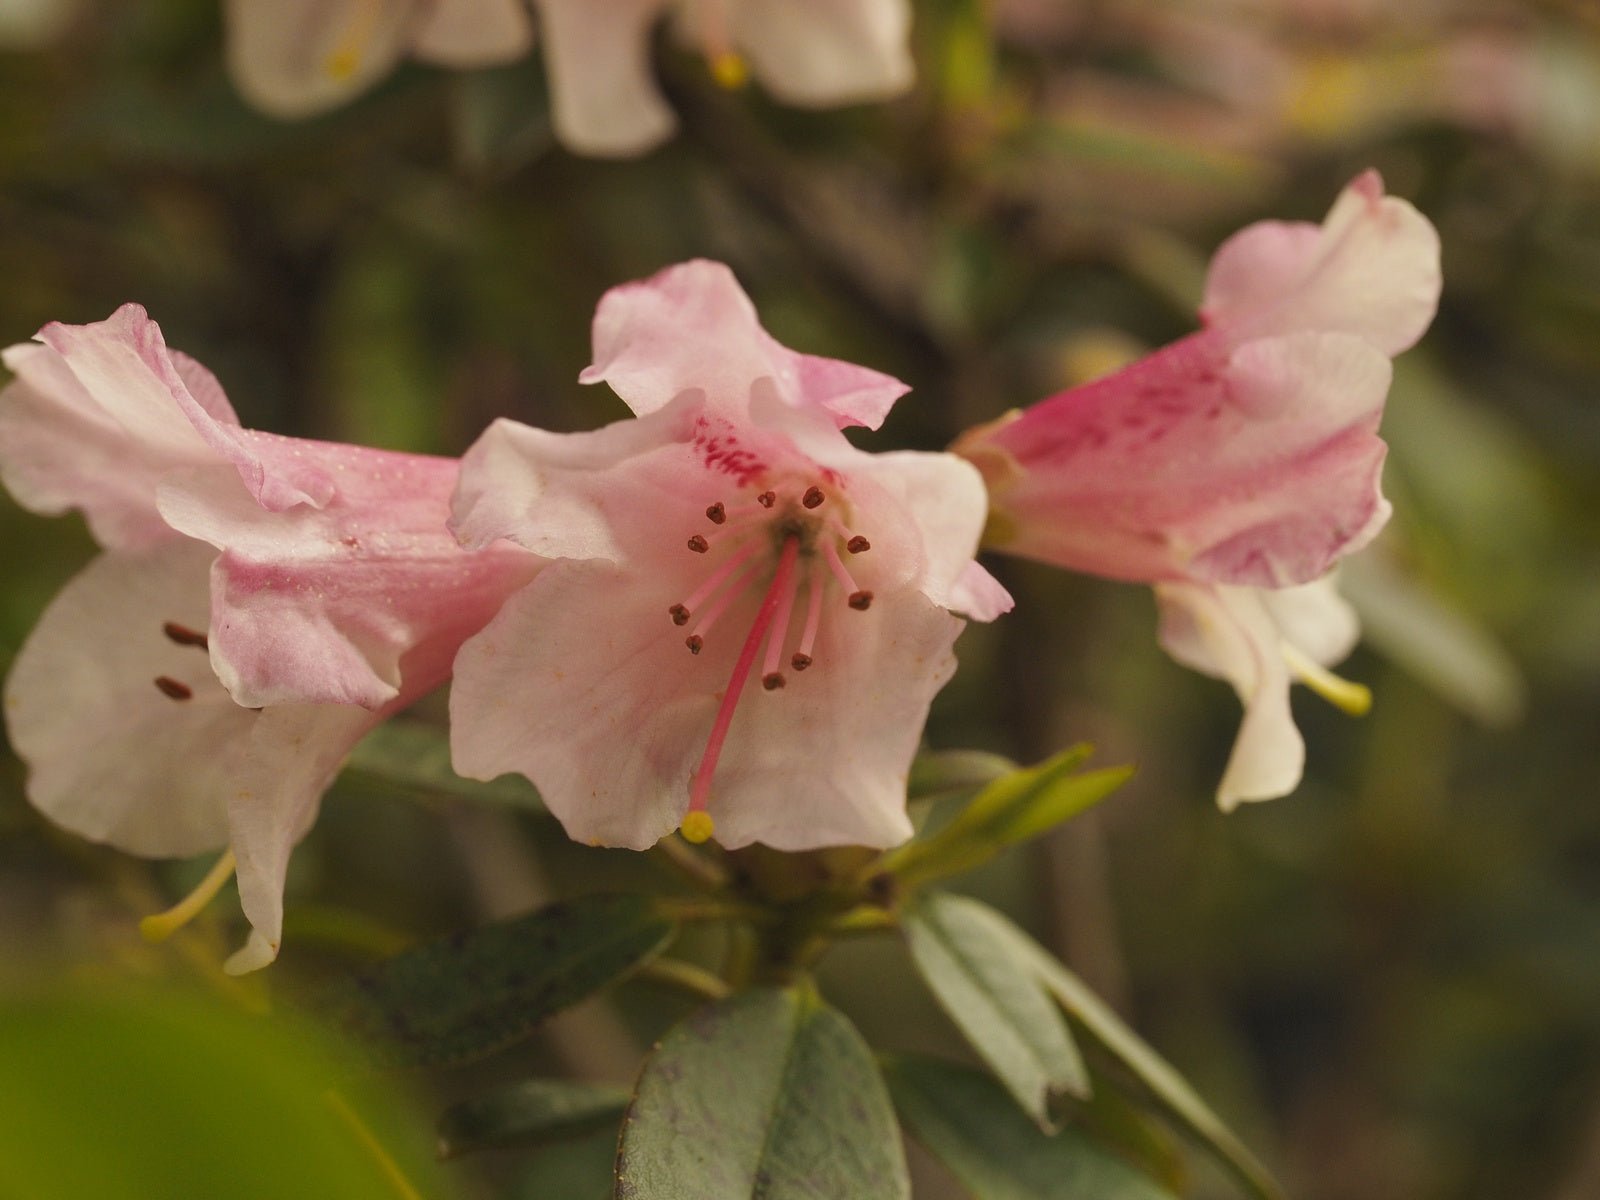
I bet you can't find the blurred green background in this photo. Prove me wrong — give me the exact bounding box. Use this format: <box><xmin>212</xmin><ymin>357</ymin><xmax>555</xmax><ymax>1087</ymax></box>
<box><xmin>2</xmin><ymin>1</ymin><xmax>1598</xmax><ymax>1197</ymax></box>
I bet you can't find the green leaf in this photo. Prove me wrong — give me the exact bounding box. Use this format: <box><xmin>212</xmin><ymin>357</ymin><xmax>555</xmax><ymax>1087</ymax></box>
<box><xmin>903</xmin><ymin>892</ymin><xmax>1090</xmax><ymax>1126</ymax></box>
<box><xmin>515</xmin><ymin>1126</ymin><xmax>618</xmax><ymax>1200</ymax></box>
<box><xmin>988</xmin><ymin>912</ymin><xmax>1286</xmax><ymax>1200</ymax></box>
<box><xmin>438</xmin><ymin>1079</ymin><xmax>631</xmax><ymax>1158</ymax></box>
<box><xmin>344</xmin><ymin>718</ymin><xmax>545</xmax><ymax>811</ymax></box>
<box><xmin>317</xmin><ymin>893</ymin><xmax>675</xmax><ymax>1068</ymax></box>
<box><xmin>884</xmin><ymin>1055</ymin><xmax>1178</xmax><ymax>1200</ymax></box>
<box><xmin>616</xmin><ymin>986</ymin><xmax>909</xmax><ymax>1200</ymax></box>
<box><xmin>882</xmin><ymin>746</ymin><xmax>1132</xmax><ymax>886</ymax></box>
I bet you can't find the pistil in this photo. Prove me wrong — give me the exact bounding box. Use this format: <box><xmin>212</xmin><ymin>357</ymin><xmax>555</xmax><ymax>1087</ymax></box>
<box><xmin>681</xmin><ymin>536</ymin><xmax>801</xmax><ymax>843</ymax></box>
<box><xmin>139</xmin><ymin>848</ymin><xmax>238</xmax><ymax>942</ymax></box>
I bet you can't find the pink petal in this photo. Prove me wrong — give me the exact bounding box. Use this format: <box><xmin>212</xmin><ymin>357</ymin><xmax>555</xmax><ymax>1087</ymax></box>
<box><xmin>1201</xmin><ymin>169</ymin><xmax>1443</xmax><ymax>357</ymax></box>
<box><xmin>224</xmin><ymin>0</ymin><xmax>414</xmax><ymax>117</ymax></box>
<box><xmin>38</xmin><ymin>305</ymin><xmax>336</xmax><ymax>513</ymax></box>
<box><xmin>980</xmin><ymin>329</ymin><xmax>1394</xmax><ymax>588</ymax></box>
<box><xmin>225</xmin><ymin>702</ymin><xmax>384</xmax><ymax>974</ymax></box>
<box><xmin>410</xmin><ymin>0</ymin><xmax>534</xmax><ymax>65</ymax></box>
<box><xmin>734</xmin><ymin>0</ymin><xmax>914</xmax><ymax>106</ymax></box>
<box><xmin>3</xmin><ymin>542</ymin><xmax>244</xmax><ymax>857</ymax></box>
<box><xmin>581</xmin><ymin>260</ymin><xmax>908</xmax><ymax>429</ymax></box>
<box><xmin>157</xmin><ymin>442</ymin><xmax>537</xmax><ymax>711</ymax></box>
<box><xmin>531</xmin><ymin>0</ymin><xmax>677</xmax><ymax>157</ymax></box>
<box><xmin>0</xmin><ymin>342</ymin><xmax>185</xmax><ymax>550</ymax></box>
<box><xmin>1156</xmin><ymin>581</ymin><xmax>1304</xmax><ymax>810</ymax></box>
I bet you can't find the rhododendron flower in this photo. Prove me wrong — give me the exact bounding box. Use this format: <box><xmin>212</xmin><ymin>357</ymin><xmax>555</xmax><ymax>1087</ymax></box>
<box><xmin>449</xmin><ymin>260</ymin><xmax>1009</xmax><ymax>850</ymax></box>
<box><xmin>225</xmin><ymin>0</ymin><xmax>914</xmax><ymax>158</ymax></box>
<box><xmin>957</xmin><ymin>172</ymin><xmax>1441</xmax><ymax>806</ymax></box>
<box><xmin>226</xmin><ymin>0</ymin><xmax>535</xmax><ymax>119</ymax></box>
<box><xmin>0</xmin><ymin>306</ymin><xmax>535</xmax><ymax>972</ymax></box>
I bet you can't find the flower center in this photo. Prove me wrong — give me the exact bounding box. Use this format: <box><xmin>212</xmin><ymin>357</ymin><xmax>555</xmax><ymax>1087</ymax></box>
<box><xmin>668</xmin><ymin>483</ymin><xmax>875</xmax><ymax>843</ymax></box>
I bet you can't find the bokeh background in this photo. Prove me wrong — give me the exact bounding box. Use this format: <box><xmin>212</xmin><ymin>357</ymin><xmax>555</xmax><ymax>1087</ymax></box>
<box><xmin>2</xmin><ymin>1</ymin><xmax>1598</xmax><ymax>1197</ymax></box>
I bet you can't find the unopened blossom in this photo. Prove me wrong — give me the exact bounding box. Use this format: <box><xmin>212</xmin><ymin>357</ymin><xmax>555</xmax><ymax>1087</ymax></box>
<box><xmin>0</xmin><ymin>306</ymin><xmax>535</xmax><ymax>971</ymax></box>
<box><xmin>449</xmin><ymin>259</ymin><xmax>1008</xmax><ymax>851</ymax></box>
<box><xmin>225</xmin><ymin>0</ymin><xmax>914</xmax><ymax>158</ymax></box>
<box><xmin>957</xmin><ymin>172</ymin><xmax>1441</xmax><ymax>807</ymax></box>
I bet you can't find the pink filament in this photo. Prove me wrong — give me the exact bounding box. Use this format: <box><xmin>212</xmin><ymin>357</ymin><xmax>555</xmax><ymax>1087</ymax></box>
<box><xmin>687</xmin><ymin>536</ymin><xmax>801</xmax><ymax>816</ymax></box>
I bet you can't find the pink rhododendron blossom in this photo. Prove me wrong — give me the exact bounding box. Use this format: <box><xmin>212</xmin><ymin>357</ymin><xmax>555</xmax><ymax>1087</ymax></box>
<box><xmin>225</xmin><ymin>0</ymin><xmax>535</xmax><ymax>118</ymax></box>
<box><xmin>0</xmin><ymin>306</ymin><xmax>535</xmax><ymax>972</ymax></box>
<box><xmin>957</xmin><ymin>172</ymin><xmax>1441</xmax><ymax>804</ymax></box>
<box><xmin>225</xmin><ymin>0</ymin><xmax>914</xmax><ymax>158</ymax></box>
<box><xmin>449</xmin><ymin>259</ymin><xmax>1008</xmax><ymax>851</ymax></box>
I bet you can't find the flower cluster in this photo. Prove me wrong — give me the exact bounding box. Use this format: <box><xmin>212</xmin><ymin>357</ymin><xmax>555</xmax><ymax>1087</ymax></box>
<box><xmin>0</xmin><ymin>174</ymin><xmax>1439</xmax><ymax>968</ymax></box>
<box><xmin>225</xmin><ymin>0</ymin><xmax>915</xmax><ymax>157</ymax></box>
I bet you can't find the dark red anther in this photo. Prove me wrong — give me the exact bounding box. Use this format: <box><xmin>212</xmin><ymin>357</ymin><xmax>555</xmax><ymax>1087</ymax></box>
<box><xmin>687</xmin><ymin>534</ymin><xmax>710</xmax><ymax>553</ymax></box>
<box><xmin>846</xmin><ymin>536</ymin><xmax>870</xmax><ymax>554</ymax></box>
<box><xmin>154</xmin><ymin>675</ymin><xmax>193</xmax><ymax>701</ymax></box>
<box><xmin>848</xmin><ymin>590</ymin><xmax>874</xmax><ymax>611</ymax></box>
<box><xmin>686</xmin><ymin>635</ymin><xmax>704</xmax><ymax>654</ymax></box>
<box><xmin>162</xmin><ymin>621</ymin><xmax>209</xmax><ymax>649</ymax></box>
<box><xmin>705</xmin><ymin>502</ymin><xmax>727</xmax><ymax>525</ymax></box>
<box><xmin>790</xmin><ymin>653</ymin><xmax>813</xmax><ymax>671</ymax></box>
<box><xmin>669</xmin><ymin>604</ymin><xmax>691</xmax><ymax>626</ymax></box>
<box><xmin>757</xmin><ymin>491</ymin><xmax>776</xmax><ymax>508</ymax></box>
<box><xmin>762</xmin><ymin>672</ymin><xmax>785</xmax><ymax>691</ymax></box>
<box><xmin>802</xmin><ymin>486</ymin><xmax>825</xmax><ymax>509</ymax></box>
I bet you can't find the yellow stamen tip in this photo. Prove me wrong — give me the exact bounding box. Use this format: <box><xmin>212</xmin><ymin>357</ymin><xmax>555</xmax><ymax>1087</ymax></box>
<box><xmin>325</xmin><ymin>48</ymin><xmax>361</xmax><ymax>81</ymax></box>
<box><xmin>1282</xmin><ymin>642</ymin><xmax>1373</xmax><ymax>717</ymax></box>
<box><xmin>681</xmin><ymin>811</ymin><xmax>716</xmax><ymax>844</ymax></box>
<box><xmin>710</xmin><ymin>52</ymin><xmax>748</xmax><ymax>90</ymax></box>
<box><xmin>139</xmin><ymin>848</ymin><xmax>237</xmax><ymax>944</ymax></box>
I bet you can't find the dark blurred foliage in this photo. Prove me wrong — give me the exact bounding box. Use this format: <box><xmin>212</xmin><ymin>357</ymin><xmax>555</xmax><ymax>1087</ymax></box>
<box><xmin>2</xmin><ymin>1</ymin><xmax>1598</xmax><ymax>1198</ymax></box>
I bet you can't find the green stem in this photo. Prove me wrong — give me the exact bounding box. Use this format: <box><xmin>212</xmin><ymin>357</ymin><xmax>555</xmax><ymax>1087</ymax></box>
<box><xmin>633</xmin><ymin>957</ymin><xmax>734</xmax><ymax>1002</ymax></box>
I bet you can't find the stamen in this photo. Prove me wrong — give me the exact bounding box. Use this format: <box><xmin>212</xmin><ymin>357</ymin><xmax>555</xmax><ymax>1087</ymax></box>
<box><xmin>1281</xmin><ymin>641</ymin><xmax>1373</xmax><ymax>716</ymax></box>
<box><xmin>140</xmin><ymin>848</ymin><xmax>237</xmax><ymax>943</ymax></box>
<box><xmin>792</xmin><ymin>570</ymin><xmax>825</xmax><ymax>671</ymax></box>
<box><xmin>849</xmin><ymin>591</ymin><xmax>874</xmax><ymax>610</ymax></box>
<box><xmin>670</xmin><ymin>604</ymin><xmax>691</xmax><ymax>626</ymax></box>
<box><xmin>705</xmin><ymin>502</ymin><xmax>726</xmax><ymax>525</ymax></box>
<box><xmin>687</xmin><ymin>534</ymin><xmax>710</xmax><ymax>554</ymax></box>
<box><xmin>162</xmin><ymin>621</ymin><xmax>209</xmax><ymax>649</ymax></box>
<box><xmin>674</xmin><ymin>538</ymin><xmax>764</xmax><ymax>619</ymax></box>
<box><xmin>684</xmin><ymin>537</ymin><xmax>802</xmax><ymax>839</ymax></box>
<box><xmin>847</xmin><ymin>536</ymin><xmax>871</xmax><ymax>554</ymax></box>
<box><xmin>762</xmin><ymin>673</ymin><xmax>785</xmax><ymax>690</ymax></box>
<box><xmin>757</xmin><ymin>491</ymin><xmax>776</xmax><ymax>508</ymax></box>
<box><xmin>686</xmin><ymin>559</ymin><xmax>766</xmax><ymax>647</ymax></box>
<box><xmin>822</xmin><ymin>540</ymin><xmax>862</xmax><ymax>597</ymax></box>
<box><xmin>154</xmin><ymin>676</ymin><xmax>193</xmax><ymax>701</ymax></box>
<box><xmin>760</xmin><ymin>554</ymin><xmax>803</xmax><ymax>688</ymax></box>
<box><xmin>803</xmin><ymin>486</ymin><xmax>825</xmax><ymax>509</ymax></box>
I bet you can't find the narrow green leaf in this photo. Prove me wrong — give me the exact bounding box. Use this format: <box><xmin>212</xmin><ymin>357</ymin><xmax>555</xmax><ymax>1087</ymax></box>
<box><xmin>317</xmin><ymin>893</ymin><xmax>675</xmax><ymax>1068</ymax></box>
<box><xmin>990</xmin><ymin>914</ymin><xmax>1286</xmax><ymax>1200</ymax></box>
<box><xmin>884</xmin><ymin>1055</ymin><xmax>1178</xmax><ymax>1200</ymax></box>
<box><xmin>616</xmin><ymin>986</ymin><xmax>909</xmax><ymax>1200</ymax></box>
<box><xmin>438</xmin><ymin>1079</ymin><xmax>630</xmax><ymax>1158</ymax></box>
<box><xmin>344</xmin><ymin>719</ymin><xmax>545</xmax><ymax>811</ymax></box>
<box><xmin>882</xmin><ymin>746</ymin><xmax>1131</xmax><ymax>888</ymax></box>
<box><xmin>904</xmin><ymin>892</ymin><xmax>1090</xmax><ymax>1127</ymax></box>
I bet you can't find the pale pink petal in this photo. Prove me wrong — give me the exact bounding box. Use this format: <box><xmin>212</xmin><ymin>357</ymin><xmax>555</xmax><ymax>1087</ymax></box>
<box><xmin>709</xmin><ymin>582</ymin><xmax>960</xmax><ymax>849</ymax></box>
<box><xmin>980</xmin><ymin>330</ymin><xmax>1394</xmax><ymax>588</ymax></box>
<box><xmin>1261</xmin><ymin>575</ymin><xmax>1360</xmax><ymax>668</ymax></box>
<box><xmin>451</xmin><ymin>558</ymin><xmax>958</xmax><ymax>850</ymax></box>
<box><xmin>733</xmin><ymin>0</ymin><xmax>914</xmax><ymax>106</ymax></box>
<box><xmin>451</xmin><ymin>406</ymin><xmax>705</xmax><ymax>562</ymax></box>
<box><xmin>1201</xmin><ymin>170</ymin><xmax>1443</xmax><ymax>357</ymax></box>
<box><xmin>410</xmin><ymin>0</ymin><xmax>534</xmax><ymax>65</ymax></box>
<box><xmin>581</xmin><ymin>260</ymin><xmax>909</xmax><ymax>429</ymax></box>
<box><xmin>38</xmin><ymin>305</ymin><xmax>335</xmax><ymax>512</ymax></box>
<box><xmin>948</xmin><ymin>561</ymin><xmax>1014</xmax><ymax>622</ymax></box>
<box><xmin>1156</xmin><ymin>581</ymin><xmax>1304</xmax><ymax>810</ymax></box>
<box><xmin>532</xmin><ymin>0</ymin><xmax>677</xmax><ymax>158</ymax></box>
<box><xmin>3</xmin><ymin>542</ymin><xmax>244</xmax><ymax>857</ymax></box>
<box><xmin>157</xmin><ymin>445</ymin><xmax>537</xmax><ymax>711</ymax></box>
<box><xmin>0</xmin><ymin>342</ymin><xmax>181</xmax><ymax>550</ymax></box>
<box><xmin>224</xmin><ymin>0</ymin><xmax>414</xmax><ymax>118</ymax></box>
<box><xmin>224</xmin><ymin>702</ymin><xmax>383</xmax><ymax>975</ymax></box>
